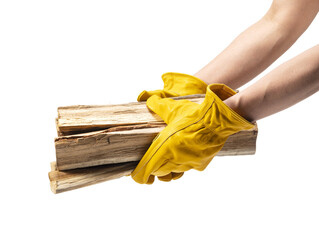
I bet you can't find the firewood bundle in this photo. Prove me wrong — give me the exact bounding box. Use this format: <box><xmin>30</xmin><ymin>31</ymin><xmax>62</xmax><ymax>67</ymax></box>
<box><xmin>49</xmin><ymin>94</ymin><xmax>258</xmax><ymax>193</ymax></box>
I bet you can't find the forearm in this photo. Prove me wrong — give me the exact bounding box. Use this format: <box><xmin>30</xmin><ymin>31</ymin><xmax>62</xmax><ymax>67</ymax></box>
<box><xmin>225</xmin><ymin>44</ymin><xmax>319</xmax><ymax>122</ymax></box>
<box><xmin>194</xmin><ymin>0</ymin><xmax>319</xmax><ymax>89</ymax></box>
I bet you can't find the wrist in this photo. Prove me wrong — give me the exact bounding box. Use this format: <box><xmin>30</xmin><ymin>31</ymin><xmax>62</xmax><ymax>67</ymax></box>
<box><xmin>224</xmin><ymin>93</ymin><xmax>254</xmax><ymax>123</ymax></box>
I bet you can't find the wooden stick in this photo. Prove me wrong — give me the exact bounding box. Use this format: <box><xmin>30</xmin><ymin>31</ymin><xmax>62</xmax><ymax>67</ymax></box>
<box><xmin>49</xmin><ymin>161</ymin><xmax>137</xmax><ymax>194</ymax></box>
<box><xmin>55</xmin><ymin>123</ymin><xmax>258</xmax><ymax>170</ymax></box>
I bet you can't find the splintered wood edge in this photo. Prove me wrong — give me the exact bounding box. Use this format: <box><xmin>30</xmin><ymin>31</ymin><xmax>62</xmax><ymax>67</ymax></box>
<box><xmin>56</xmin><ymin>95</ymin><xmax>206</xmax><ymax>136</ymax></box>
<box><xmin>55</xmin><ymin>122</ymin><xmax>257</xmax><ymax>141</ymax></box>
<box><xmin>48</xmin><ymin>161</ymin><xmax>137</xmax><ymax>194</ymax></box>
<box><xmin>54</xmin><ymin>122</ymin><xmax>258</xmax><ymax>171</ymax></box>
<box><xmin>57</xmin><ymin>94</ymin><xmax>206</xmax><ymax>110</ymax></box>
<box><xmin>55</xmin><ymin>118</ymin><xmax>62</xmax><ymax>137</ymax></box>
<box><xmin>49</xmin><ymin>162</ymin><xmax>57</xmax><ymax>194</ymax></box>
<box><xmin>55</xmin><ymin>123</ymin><xmax>166</xmax><ymax>141</ymax></box>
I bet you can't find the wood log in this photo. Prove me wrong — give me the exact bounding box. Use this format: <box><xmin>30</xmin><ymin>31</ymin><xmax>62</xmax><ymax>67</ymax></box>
<box><xmin>55</xmin><ymin>94</ymin><xmax>258</xmax><ymax>170</ymax></box>
<box><xmin>50</xmin><ymin>94</ymin><xmax>259</xmax><ymax>193</ymax></box>
<box><xmin>55</xmin><ymin>123</ymin><xmax>258</xmax><ymax>170</ymax></box>
<box><xmin>49</xmin><ymin>161</ymin><xmax>137</xmax><ymax>194</ymax></box>
<box><xmin>57</xmin><ymin>94</ymin><xmax>205</xmax><ymax>136</ymax></box>
<box><xmin>50</xmin><ymin>120</ymin><xmax>256</xmax><ymax>193</ymax></box>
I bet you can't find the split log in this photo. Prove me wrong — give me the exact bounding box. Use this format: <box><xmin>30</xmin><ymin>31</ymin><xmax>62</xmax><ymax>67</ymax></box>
<box><xmin>55</xmin><ymin>123</ymin><xmax>258</xmax><ymax>170</ymax></box>
<box><xmin>57</xmin><ymin>94</ymin><xmax>205</xmax><ymax>136</ymax></box>
<box><xmin>55</xmin><ymin>94</ymin><xmax>258</xmax><ymax>170</ymax></box>
<box><xmin>49</xmin><ymin>161</ymin><xmax>137</xmax><ymax>194</ymax></box>
<box><xmin>50</xmin><ymin>94</ymin><xmax>259</xmax><ymax>193</ymax></box>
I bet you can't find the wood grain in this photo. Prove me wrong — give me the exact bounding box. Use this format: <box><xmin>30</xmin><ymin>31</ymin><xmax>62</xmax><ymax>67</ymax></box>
<box><xmin>51</xmin><ymin>94</ymin><xmax>259</xmax><ymax>193</ymax></box>
<box><xmin>49</xmin><ymin>161</ymin><xmax>137</xmax><ymax>194</ymax></box>
<box><xmin>55</xmin><ymin>124</ymin><xmax>258</xmax><ymax>170</ymax></box>
<box><xmin>57</xmin><ymin>94</ymin><xmax>205</xmax><ymax>136</ymax></box>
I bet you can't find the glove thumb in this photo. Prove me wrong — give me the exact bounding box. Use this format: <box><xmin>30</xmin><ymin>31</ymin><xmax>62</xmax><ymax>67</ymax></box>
<box><xmin>146</xmin><ymin>95</ymin><xmax>198</xmax><ymax>124</ymax></box>
<box><xmin>137</xmin><ymin>89</ymin><xmax>166</xmax><ymax>101</ymax></box>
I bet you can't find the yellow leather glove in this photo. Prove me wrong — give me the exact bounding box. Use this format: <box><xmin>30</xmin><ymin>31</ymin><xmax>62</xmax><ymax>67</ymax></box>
<box><xmin>131</xmin><ymin>83</ymin><xmax>255</xmax><ymax>184</ymax></box>
<box><xmin>137</xmin><ymin>72</ymin><xmax>207</xmax><ymax>101</ymax></box>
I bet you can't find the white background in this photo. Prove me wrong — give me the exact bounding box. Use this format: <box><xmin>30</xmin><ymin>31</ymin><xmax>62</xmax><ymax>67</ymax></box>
<box><xmin>1</xmin><ymin>0</ymin><xmax>319</xmax><ymax>239</ymax></box>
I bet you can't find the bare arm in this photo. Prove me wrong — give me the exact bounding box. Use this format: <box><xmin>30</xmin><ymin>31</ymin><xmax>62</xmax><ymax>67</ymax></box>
<box><xmin>224</xmin><ymin>44</ymin><xmax>319</xmax><ymax>122</ymax></box>
<box><xmin>194</xmin><ymin>0</ymin><xmax>319</xmax><ymax>89</ymax></box>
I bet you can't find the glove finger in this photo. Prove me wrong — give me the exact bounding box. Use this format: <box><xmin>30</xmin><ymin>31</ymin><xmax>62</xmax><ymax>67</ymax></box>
<box><xmin>171</xmin><ymin>172</ymin><xmax>184</xmax><ymax>180</ymax></box>
<box><xmin>131</xmin><ymin>126</ymin><xmax>173</xmax><ymax>184</ymax></box>
<box><xmin>146</xmin><ymin>95</ymin><xmax>199</xmax><ymax>124</ymax></box>
<box><xmin>157</xmin><ymin>172</ymin><xmax>184</xmax><ymax>182</ymax></box>
<box><xmin>145</xmin><ymin>175</ymin><xmax>155</xmax><ymax>184</ymax></box>
<box><xmin>157</xmin><ymin>172</ymin><xmax>173</xmax><ymax>182</ymax></box>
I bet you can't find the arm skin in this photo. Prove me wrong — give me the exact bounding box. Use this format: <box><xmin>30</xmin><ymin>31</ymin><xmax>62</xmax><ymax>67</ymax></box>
<box><xmin>224</xmin><ymin>44</ymin><xmax>319</xmax><ymax>122</ymax></box>
<box><xmin>194</xmin><ymin>0</ymin><xmax>319</xmax><ymax>89</ymax></box>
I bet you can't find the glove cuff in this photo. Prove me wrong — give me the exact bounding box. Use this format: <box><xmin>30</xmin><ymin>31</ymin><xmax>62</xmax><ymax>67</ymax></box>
<box><xmin>203</xmin><ymin>84</ymin><xmax>255</xmax><ymax>131</ymax></box>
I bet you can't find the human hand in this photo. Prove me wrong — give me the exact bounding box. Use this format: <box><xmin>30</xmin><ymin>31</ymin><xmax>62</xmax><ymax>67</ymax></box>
<box><xmin>131</xmin><ymin>83</ymin><xmax>254</xmax><ymax>184</ymax></box>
